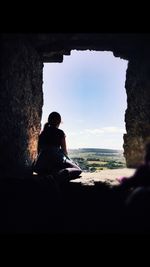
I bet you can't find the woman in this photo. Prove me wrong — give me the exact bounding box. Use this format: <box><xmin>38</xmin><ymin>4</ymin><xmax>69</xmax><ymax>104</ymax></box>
<box><xmin>33</xmin><ymin>112</ymin><xmax>82</xmax><ymax>182</ymax></box>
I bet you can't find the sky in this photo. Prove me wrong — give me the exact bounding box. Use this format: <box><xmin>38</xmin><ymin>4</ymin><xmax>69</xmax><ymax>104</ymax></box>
<box><xmin>42</xmin><ymin>50</ymin><xmax>128</xmax><ymax>150</ymax></box>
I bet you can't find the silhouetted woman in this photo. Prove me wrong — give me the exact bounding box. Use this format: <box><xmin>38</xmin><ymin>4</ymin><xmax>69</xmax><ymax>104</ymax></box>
<box><xmin>33</xmin><ymin>112</ymin><xmax>82</xmax><ymax>182</ymax></box>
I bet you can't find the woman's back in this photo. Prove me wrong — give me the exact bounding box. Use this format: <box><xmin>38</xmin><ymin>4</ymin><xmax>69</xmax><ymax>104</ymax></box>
<box><xmin>38</xmin><ymin>125</ymin><xmax>65</xmax><ymax>152</ymax></box>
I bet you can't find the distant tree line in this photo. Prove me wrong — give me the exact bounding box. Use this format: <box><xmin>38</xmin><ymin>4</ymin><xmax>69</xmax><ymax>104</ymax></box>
<box><xmin>70</xmin><ymin>157</ymin><xmax>125</xmax><ymax>172</ymax></box>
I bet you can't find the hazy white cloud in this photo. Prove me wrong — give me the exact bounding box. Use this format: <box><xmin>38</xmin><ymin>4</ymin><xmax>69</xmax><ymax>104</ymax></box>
<box><xmin>67</xmin><ymin>127</ymin><xmax>126</xmax><ymax>138</ymax></box>
<box><xmin>85</xmin><ymin>129</ymin><xmax>104</xmax><ymax>134</ymax></box>
<box><xmin>85</xmin><ymin>127</ymin><xmax>125</xmax><ymax>135</ymax></box>
<box><xmin>76</xmin><ymin>119</ymin><xmax>84</xmax><ymax>123</ymax></box>
<box><xmin>67</xmin><ymin>130</ymin><xmax>85</xmax><ymax>136</ymax></box>
<box><xmin>101</xmin><ymin>127</ymin><xmax>126</xmax><ymax>133</ymax></box>
<box><xmin>67</xmin><ymin>132</ymin><xmax>124</xmax><ymax>150</ymax></box>
<box><xmin>66</xmin><ymin>126</ymin><xmax>125</xmax><ymax>150</ymax></box>
<box><xmin>67</xmin><ymin>132</ymin><xmax>78</xmax><ymax>136</ymax></box>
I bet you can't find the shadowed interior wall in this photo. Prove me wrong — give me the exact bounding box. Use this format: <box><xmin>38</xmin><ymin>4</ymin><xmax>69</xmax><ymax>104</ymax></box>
<box><xmin>123</xmin><ymin>55</ymin><xmax>150</xmax><ymax>167</ymax></box>
<box><xmin>0</xmin><ymin>39</ymin><xmax>43</xmax><ymax>174</ymax></box>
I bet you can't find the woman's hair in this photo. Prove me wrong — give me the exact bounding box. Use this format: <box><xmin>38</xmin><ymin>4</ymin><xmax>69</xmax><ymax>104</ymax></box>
<box><xmin>43</xmin><ymin>112</ymin><xmax>61</xmax><ymax>131</ymax></box>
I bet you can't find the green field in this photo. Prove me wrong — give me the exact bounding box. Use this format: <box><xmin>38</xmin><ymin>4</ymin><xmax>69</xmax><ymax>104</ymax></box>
<box><xmin>68</xmin><ymin>148</ymin><xmax>126</xmax><ymax>172</ymax></box>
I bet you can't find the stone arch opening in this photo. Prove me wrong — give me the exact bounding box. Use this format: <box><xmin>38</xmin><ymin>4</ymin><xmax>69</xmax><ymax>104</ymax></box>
<box><xmin>0</xmin><ymin>34</ymin><xmax>150</xmax><ymax>175</ymax></box>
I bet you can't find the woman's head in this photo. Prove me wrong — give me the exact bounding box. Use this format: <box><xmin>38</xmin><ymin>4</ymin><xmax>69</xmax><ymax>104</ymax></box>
<box><xmin>48</xmin><ymin>112</ymin><xmax>62</xmax><ymax>127</ymax></box>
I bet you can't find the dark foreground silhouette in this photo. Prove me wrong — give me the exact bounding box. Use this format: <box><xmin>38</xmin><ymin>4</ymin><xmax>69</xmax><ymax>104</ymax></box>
<box><xmin>0</xmin><ymin>172</ymin><xmax>150</xmax><ymax>234</ymax></box>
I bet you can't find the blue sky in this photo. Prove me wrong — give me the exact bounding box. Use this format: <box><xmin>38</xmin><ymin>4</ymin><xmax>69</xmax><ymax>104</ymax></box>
<box><xmin>42</xmin><ymin>50</ymin><xmax>128</xmax><ymax>150</ymax></box>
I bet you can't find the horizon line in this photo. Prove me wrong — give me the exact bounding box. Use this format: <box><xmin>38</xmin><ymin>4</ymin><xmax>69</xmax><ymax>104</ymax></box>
<box><xmin>68</xmin><ymin>147</ymin><xmax>123</xmax><ymax>151</ymax></box>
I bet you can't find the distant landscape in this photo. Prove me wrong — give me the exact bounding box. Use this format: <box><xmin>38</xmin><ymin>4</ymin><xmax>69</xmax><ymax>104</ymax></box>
<box><xmin>68</xmin><ymin>148</ymin><xmax>126</xmax><ymax>172</ymax></box>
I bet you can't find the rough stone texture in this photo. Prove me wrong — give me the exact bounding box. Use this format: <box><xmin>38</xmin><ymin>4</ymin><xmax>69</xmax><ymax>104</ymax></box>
<box><xmin>124</xmin><ymin>57</ymin><xmax>150</xmax><ymax>167</ymax></box>
<box><xmin>27</xmin><ymin>33</ymin><xmax>150</xmax><ymax>61</ymax></box>
<box><xmin>0</xmin><ymin>39</ymin><xmax>43</xmax><ymax>174</ymax></box>
<box><xmin>1</xmin><ymin>33</ymin><xmax>150</xmax><ymax>174</ymax></box>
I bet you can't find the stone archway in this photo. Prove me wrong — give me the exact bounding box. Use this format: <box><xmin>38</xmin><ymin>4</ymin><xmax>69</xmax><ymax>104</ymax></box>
<box><xmin>0</xmin><ymin>33</ymin><xmax>150</xmax><ymax>175</ymax></box>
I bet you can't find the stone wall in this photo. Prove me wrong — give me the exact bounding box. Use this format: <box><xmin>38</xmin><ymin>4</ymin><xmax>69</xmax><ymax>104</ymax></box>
<box><xmin>0</xmin><ymin>39</ymin><xmax>43</xmax><ymax>175</ymax></box>
<box><xmin>124</xmin><ymin>56</ymin><xmax>150</xmax><ymax>167</ymax></box>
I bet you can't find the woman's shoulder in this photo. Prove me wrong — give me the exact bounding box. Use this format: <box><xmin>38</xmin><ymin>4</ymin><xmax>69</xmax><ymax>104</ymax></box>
<box><xmin>42</xmin><ymin>126</ymin><xmax>65</xmax><ymax>137</ymax></box>
<box><xmin>57</xmin><ymin>128</ymin><xmax>65</xmax><ymax>136</ymax></box>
